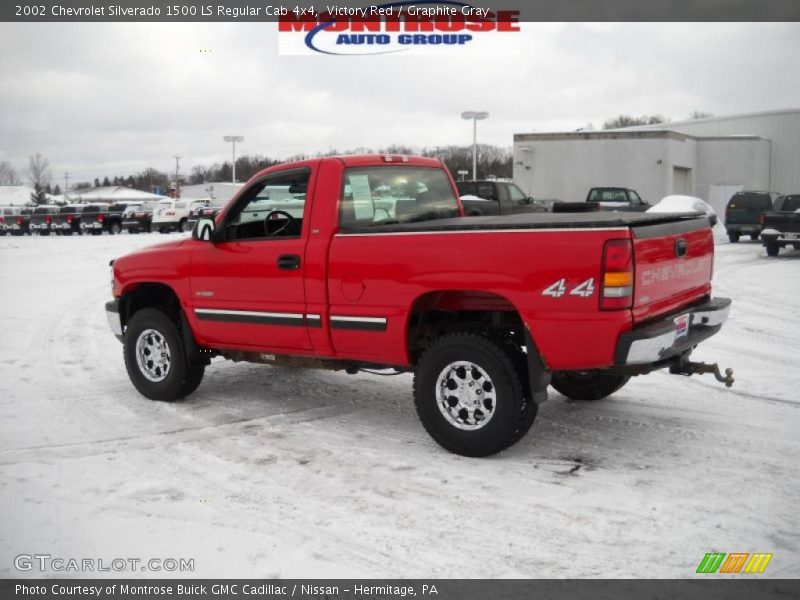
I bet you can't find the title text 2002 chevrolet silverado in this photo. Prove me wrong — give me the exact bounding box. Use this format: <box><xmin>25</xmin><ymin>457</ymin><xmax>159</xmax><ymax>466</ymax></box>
<box><xmin>107</xmin><ymin>155</ymin><xmax>733</xmax><ymax>456</ymax></box>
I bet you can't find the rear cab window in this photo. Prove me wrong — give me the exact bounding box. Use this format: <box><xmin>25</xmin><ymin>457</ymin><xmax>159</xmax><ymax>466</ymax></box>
<box><xmin>339</xmin><ymin>166</ymin><xmax>459</xmax><ymax>228</ymax></box>
<box><xmin>728</xmin><ymin>193</ymin><xmax>773</xmax><ymax>209</ymax></box>
<box><xmin>776</xmin><ymin>196</ymin><xmax>800</xmax><ymax>212</ymax></box>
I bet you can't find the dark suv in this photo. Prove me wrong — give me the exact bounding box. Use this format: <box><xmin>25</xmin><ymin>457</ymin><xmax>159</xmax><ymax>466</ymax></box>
<box><xmin>725</xmin><ymin>191</ymin><xmax>776</xmax><ymax>242</ymax></box>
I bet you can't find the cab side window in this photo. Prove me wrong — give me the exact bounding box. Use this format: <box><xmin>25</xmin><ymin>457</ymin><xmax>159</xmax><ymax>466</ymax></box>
<box><xmin>507</xmin><ymin>184</ymin><xmax>527</xmax><ymax>203</ymax></box>
<box><xmin>223</xmin><ymin>169</ymin><xmax>309</xmax><ymax>241</ymax></box>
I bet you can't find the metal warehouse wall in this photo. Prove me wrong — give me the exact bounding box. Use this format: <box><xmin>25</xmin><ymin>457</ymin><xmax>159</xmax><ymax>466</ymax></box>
<box><xmin>637</xmin><ymin>110</ymin><xmax>800</xmax><ymax>194</ymax></box>
<box><xmin>513</xmin><ymin>132</ymin><xmax>698</xmax><ymax>204</ymax></box>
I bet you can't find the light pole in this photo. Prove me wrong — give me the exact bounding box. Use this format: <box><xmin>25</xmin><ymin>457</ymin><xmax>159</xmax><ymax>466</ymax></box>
<box><xmin>461</xmin><ymin>111</ymin><xmax>489</xmax><ymax>181</ymax></box>
<box><xmin>223</xmin><ymin>135</ymin><xmax>244</xmax><ymax>184</ymax></box>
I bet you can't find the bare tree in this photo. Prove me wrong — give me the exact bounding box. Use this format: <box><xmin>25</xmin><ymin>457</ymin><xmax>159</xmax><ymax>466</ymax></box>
<box><xmin>25</xmin><ymin>153</ymin><xmax>52</xmax><ymax>189</ymax></box>
<box><xmin>689</xmin><ymin>110</ymin><xmax>713</xmax><ymax>119</ymax></box>
<box><xmin>0</xmin><ymin>161</ymin><xmax>22</xmax><ymax>185</ymax></box>
<box><xmin>603</xmin><ymin>114</ymin><xmax>669</xmax><ymax>130</ymax></box>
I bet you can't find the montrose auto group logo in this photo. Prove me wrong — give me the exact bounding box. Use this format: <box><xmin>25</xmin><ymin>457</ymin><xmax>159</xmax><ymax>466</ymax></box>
<box><xmin>278</xmin><ymin>1</ymin><xmax>522</xmax><ymax>55</ymax></box>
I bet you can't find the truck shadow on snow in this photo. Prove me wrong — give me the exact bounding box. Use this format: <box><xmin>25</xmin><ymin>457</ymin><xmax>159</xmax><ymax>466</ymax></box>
<box><xmin>164</xmin><ymin>362</ymin><xmax>691</xmax><ymax>469</ymax></box>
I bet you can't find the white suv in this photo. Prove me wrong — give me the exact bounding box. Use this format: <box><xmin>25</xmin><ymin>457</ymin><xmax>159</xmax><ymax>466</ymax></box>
<box><xmin>152</xmin><ymin>198</ymin><xmax>210</xmax><ymax>233</ymax></box>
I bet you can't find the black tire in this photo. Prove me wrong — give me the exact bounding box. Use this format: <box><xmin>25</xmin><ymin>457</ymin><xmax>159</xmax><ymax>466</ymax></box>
<box><xmin>765</xmin><ymin>242</ymin><xmax>780</xmax><ymax>257</ymax></box>
<box><xmin>750</xmin><ymin>233</ymin><xmax>759</xmax><ymax>241</ymax></box>
<box><xmin>727</xmin><ymin>232</ymin><xmax>739</xmax><ymax>243</ymax></box>
<box><xmin>793</xmin><ymin>243</ymin><xmax>800</xmax><ymax>251</ymax></box>
<box><xmin>40</xmin><ymin>231</ymin><xmax>50</xmax><ymax>236</ymax></box>
<box><xmin>413</xmin><ymin>332</ymin><xmax>535</xmax><ymax>457</ymax></box>
<box><xmin>123</xmin><ymin>308</ymin><xmax>205</xmax><ymax>402</ymax></box>
<box><xmin>110</xmin><ymin>222</ymin><xmax>122</xmax><ymax>235</ymax></box>
<box><xmin>179</xmin><ymin>218</ymin><xmax>189</xmax><ymax>233</ymax></box>
<box><xmin>551</xmin><ymin>371</ymin><xmax>629</xmax><ymax>401</ymax></box>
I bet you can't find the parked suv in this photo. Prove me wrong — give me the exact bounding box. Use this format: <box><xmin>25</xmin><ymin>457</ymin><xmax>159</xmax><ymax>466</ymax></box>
<box><xmin>79</xmin><ymin>204</ymin><xmax>110</xmax><ymax>235</ymax></box>
<box><xmin>186</xmin><ymin>200</ymin><xmax>224</xmax><ymax>230</ymax></box>
<box><xmin>50</xmin><ymin>205</ymin><xmax>84</xmax><ymax>236</ymax></box>
<box><xmin>122</xmin><ymin>201</ymin><xmax>158</xmax><ymax>234</ymax></box>
<box><xmin>105</xmin><ymin>202</ymin><xmax>135</xmax><ymax>235</ymax></box>
<box><xmin>153</xmin><ymin>199</ymin><xmax>210</xmax><ymax>233</ymax></box>
<box><xmin>725</xmin><ymin>191</ymin><xmax>776</xmax><ymax>242</ymax></box>
<box><xmin>29</xmin><ymin>205</ymin><xmax>59</xmax><ymax>235</ymax></box>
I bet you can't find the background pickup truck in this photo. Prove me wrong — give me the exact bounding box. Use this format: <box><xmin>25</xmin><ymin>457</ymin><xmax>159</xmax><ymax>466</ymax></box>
<box><xmin>107</xmin><ymin>154</ymin><xmax>732</xmax><ymax>457</ymax></box>
<box><xmin>50</xmin><ymin>205</ymin><xmax>83</xmax><ymax>235</ymax></box>
<box><xmin>455</xmin><ymin>180</ymin><xmax>547</xmax><ymax>216</ymax></box>
<box><xmin>760</xmin><ymin>194</ymin><xmax>800</xmax><ymax>256</ymax></box>
<box><xmin>552</xmin><ymin>187</ymin><xmax>649</xmax><ymax>213</ymax></box>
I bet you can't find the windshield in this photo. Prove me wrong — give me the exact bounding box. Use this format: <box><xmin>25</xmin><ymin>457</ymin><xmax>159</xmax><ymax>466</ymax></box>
<box><xmin>339</xmin><ymin>166</ymin><xmax>459</xmax><ymax>227</ymax></box>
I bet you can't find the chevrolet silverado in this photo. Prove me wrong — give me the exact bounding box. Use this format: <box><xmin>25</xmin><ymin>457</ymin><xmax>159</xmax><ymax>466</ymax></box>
<box><xmin>106</xmin><ymin>155</ymin><xmax>733</xmax><ymax>457</ymax></box>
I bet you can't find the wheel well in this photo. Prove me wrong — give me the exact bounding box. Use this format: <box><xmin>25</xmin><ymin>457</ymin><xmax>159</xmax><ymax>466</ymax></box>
<box><xmin>406</xmin><ymin>290</ymin><xmax>525</xmax><ymax>365</ymax></box>
<box><xmin>119</xmin><ymin>283</ymin><xmax>181</xmax><ymax>329</ymax></box>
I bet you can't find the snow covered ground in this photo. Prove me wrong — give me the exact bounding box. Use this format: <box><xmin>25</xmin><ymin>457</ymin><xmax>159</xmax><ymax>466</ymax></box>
<box><xmin>0</xmin><ymin>230</ymin><xmax>798</xmax><ymax>578</ymax></box>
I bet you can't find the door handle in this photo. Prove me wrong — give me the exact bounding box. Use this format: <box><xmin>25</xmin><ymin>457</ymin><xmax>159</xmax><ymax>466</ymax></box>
<box><xmin>277</xmin><ymin>254</ymin><xmax>301</xmax><ymax>270</ymax></box>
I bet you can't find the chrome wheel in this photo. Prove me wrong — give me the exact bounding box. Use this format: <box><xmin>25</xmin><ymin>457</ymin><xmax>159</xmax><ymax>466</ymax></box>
<box><xmin>135</xmin><ymin>328</ymin><xmax>172</xmax><ymax>382</ymax></box>
<box><xmin>435</xmin><ymin>361</ymin><xmax>496</xmax><ymax>430</ymax></box>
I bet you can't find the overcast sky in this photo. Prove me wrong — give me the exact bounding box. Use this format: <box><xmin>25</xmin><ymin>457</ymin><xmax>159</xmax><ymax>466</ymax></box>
<box><xmin>1</xmin><ymin>22</ymin><xmax>799</xmax><ymax>184</ymax></box>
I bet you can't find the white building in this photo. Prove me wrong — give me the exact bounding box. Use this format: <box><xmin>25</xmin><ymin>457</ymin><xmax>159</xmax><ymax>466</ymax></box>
<box><xmin>513</xmin><ymin>108</ymin><xmax>800</xmax><ymax>216</ymax></box>
<box><xmin>179</xmin><ymin>182</ymin><xmax>242</xmax><ymax>204</ymax></box>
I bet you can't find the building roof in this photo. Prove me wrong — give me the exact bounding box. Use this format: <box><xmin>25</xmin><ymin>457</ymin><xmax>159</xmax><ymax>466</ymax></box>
<box><xmin>619</xmin><ymin>107</ymin><xmax>800</xmax><ymax>131</ymax></box>
<box><xmin>69</xmin><ymin>186</ymin><xmax>168</xmax><ymax>202</ymax></box>
<box><xmin>0</xmin><ymin>186</ymin><xmax>36</xmax><ymax>206</ymax></box>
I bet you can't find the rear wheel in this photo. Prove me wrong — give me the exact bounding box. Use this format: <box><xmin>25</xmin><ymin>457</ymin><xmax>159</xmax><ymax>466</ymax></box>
<box><xmin>414</xmin><ymin>332</ymin><xmax>536</xmax><ymax>457</ymax></box>
<box><xmin>551</xmin><ymin>371</ymin><xmax>629</xmax><ymax>401</ymax></box>
<box><xmin>765</xmin><ymin>242</ymin><xmax>780</xmax><ymax>257</ymax></box>
<box><xmin>123</xmin><ymin>308</ymin><xmax>205</xmax><ymax>401</ymax></box>
<box><xmin>727</xmin><ymin>232</ymin><xmax>739</xmax><ymax>243</ymax></box>
<box><xmin>793</xmin><ymin>243</ymin><xmax>800</xmax><ymax>251</ymax></box>
<box><xmin>179</xmin><ymin>218</ymin><xmax>190</xmax><ymax>232</ymax></box>
<box><xmin>110</xmin><ymin>222</ymin><xmax>122</xmax><ymax>235</ymax></box>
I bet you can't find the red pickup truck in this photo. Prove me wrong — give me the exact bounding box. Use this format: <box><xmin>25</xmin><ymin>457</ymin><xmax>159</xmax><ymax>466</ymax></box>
<box><xmin>106</xmin><ymin>155</ymin><xmax>733</xmax><ymax>456</ymax></box>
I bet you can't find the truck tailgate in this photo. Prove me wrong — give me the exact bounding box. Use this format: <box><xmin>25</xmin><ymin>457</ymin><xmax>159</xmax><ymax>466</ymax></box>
<box><xmin>631</xmin><ymin>218</ymin><xmax>713</xmax><ymax>324</ymax></box>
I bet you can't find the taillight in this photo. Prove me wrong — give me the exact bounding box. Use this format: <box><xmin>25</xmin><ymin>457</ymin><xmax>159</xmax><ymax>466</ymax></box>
<box><xmin>760</xmin><ymin>214</ymin><xmax>766</xmax><ymax>226</ymax></box>
<box><xmin>45</xmin><ymin>215</ymin><xmax>52</xmax><ymax>223</ymax></box>
<box><xmin>67</xmin><ymin>215</ymin><xmax>73</xmax><ymax>223</ymax></box>
<box><xmin>98</xmin><ymin>214</ymin><xmax>105</xmax><ymax>222</ymax></box>
<box><xmin>0</xmin><ymin>217</ymin><xmax>4</xmax><ymax>224</ymax></box>
<box><xmin>600</xmin><ymin>239</ymin><xmax>634</xmax><ymax>310</ymax></box>
<box><xmin>16</xmin><ymin>216</ymin><xmax>22</xmax><ymax>225</ymax></box>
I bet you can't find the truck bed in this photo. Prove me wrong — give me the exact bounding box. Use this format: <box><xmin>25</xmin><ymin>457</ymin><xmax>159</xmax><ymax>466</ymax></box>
<box><xmin>340</xmin><ymin>211</ymin><xmax>706</xmax><ymax>234</ymax></box>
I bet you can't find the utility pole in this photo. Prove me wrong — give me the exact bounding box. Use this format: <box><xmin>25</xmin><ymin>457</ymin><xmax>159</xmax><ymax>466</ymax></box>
<box><xmin>64</xmin><ymin>172</ymin><xmax>69</xmax><ymax>199</ymax></box>
<box><xmin>223</xmin><ymin>135</ymin><xmax>244</xmax><ymax>185</ymax></box>
<box><xmin>174</xmin><ymin>156</ymin><xmax>182</xmax><ymax>198</ymax></box>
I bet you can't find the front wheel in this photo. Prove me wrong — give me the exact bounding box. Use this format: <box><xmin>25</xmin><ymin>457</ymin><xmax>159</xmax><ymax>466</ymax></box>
<box><xmin>551</xmin><ymin>371</ymin><xmax>629</xmax><ymax>401</ymax></box>
<box><xmin>123</xmin><ymin>308</ymin><xmax>205</xmax><ymax>401</ymax></box>
<box><xmin>179</xmin><ymin>218</ymin><xmax>190</xmax><ymax>232</ymax></box>
<box><xmin>413</xmin><ymin>332</ymin><xmax>535</xmax><ymax>457</ymax></box>
<box><xmin>727</xmin><ymin>232</ymin><xmax>739</xmax><ymax>243</ymax></box>
<box><xmin>110</xmin><ymin>222</ymin><xmax>122</xmax><ymax>235</ymax></box>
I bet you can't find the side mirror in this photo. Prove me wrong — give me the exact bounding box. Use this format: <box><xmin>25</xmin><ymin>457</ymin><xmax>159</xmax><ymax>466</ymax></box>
<box><xmin>192</xmin><ymin>217</ymin><xmax>216</xmax><ymax>242</ymax></box>
<box><xmin>523</xmin><ymin>196</ymin><xmax>534</xmax><ymax>204</ymax></box>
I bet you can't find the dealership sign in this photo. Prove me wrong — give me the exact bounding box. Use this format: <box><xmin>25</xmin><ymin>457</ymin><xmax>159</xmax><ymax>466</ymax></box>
<box><xmin>278</xmin><ymin>2</ymin><xmax>521</xmax><ymax>55</ymax></box>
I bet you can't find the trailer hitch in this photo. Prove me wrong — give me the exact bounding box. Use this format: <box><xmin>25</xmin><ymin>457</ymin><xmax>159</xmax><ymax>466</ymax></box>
<box><xmin>669</xmin><ymin>360</ymin><xmax>735</xmax><ymax>387</ymax></box>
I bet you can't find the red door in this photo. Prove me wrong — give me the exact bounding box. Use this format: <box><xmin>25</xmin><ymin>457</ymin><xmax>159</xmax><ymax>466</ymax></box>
<box><xmin>188</xmin><ymin>167</ymin><xmax>314</xmax><ymax>352</ymax></box>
